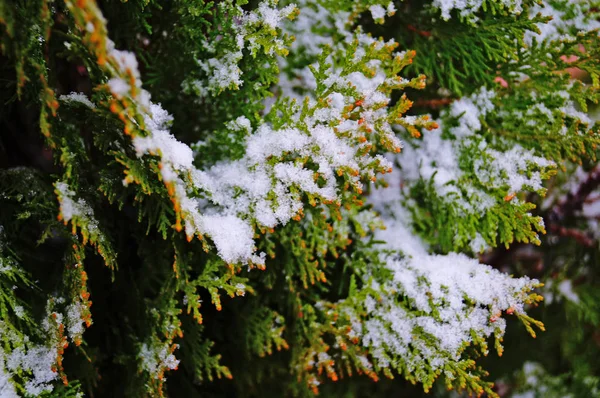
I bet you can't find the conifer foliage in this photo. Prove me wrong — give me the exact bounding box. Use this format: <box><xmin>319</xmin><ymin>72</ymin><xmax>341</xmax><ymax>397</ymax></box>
<box><xmin>0</xmin><ymin>0</ymin><xmax>598</xmax><ymax>397</ymax></box>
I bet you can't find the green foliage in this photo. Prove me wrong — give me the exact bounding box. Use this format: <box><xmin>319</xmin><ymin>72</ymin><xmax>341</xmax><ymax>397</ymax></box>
<box><xmin>0</xmin><ymin>0</ymin><xmax>598</xmax><ymax>397</ymax></box>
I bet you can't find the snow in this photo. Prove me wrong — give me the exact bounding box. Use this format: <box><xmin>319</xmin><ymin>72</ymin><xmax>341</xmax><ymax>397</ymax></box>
<box><xmin>557</xmin><ymin>279</ymin><xmax>579</xmax><ymax>304</ymax></box>
<box><xmin>55</xmin><ymin>181</ymin><xmax>98</xmax><ymax>229</ymax></box>
<box><xmin>139</xmin><ymin>342</ymin><xmax>180</xmax><ymax>378</ymax></box>
<box><xmin>7</xmin><ymin>346</ymin><xmax>58</xmax><ymax>396</ymax></box>
<box><xmin>397</xmin><ymin>88</ymin><xmax>499</xmax><ymax>204</ymax></box>
<box><xmin>432</xmin><ymin>0</ymin><xmax>523</xmax><ymax>21</ymax></box>
<box><xmin>198</xmin><ymin>55</ymin><xmax>243</xmax><ymax>92</ymax></box>
<box><xmin>470</xmin><ymin>233</ymin><xmax>489</xmax><ymax>254</ymax></box>
<box><xmin>111</xmin><ymin>49</ymin><xmax>140</xmax><ymax>78</ymax></box>
<box><xmin>59</xmin><ymin>92</ymin><xmax>95</xmax><ymax>108</ymax></box>
<box><xmin>186</xmin><ymin>0</ymin><xmax>297</xmax><ymax>95</ymax></box>
<box><xmin>369</xmin><ymin>3</ymin><xmax>396</xmax><ymax>21</ymax></box>
<box><xmin>227</xmin><ymin>116</ymin><xmax>252</xmax><ymax>134</ymax></box>
<box><xmin>66</xmin><ymin>302</ymin><xmax>88</xmax><ymax>342</ymax></box>
<box><xmin>258</xmin><ymin>2</ymin><xmax>296</xmax><ymax>29</ymax></box>
<box><xmin>448</xmin><ymin>87</ymin><xmax>495</xmax><ymax>138</ymax></box>
<box><xmin>524</xmin><ymin>1</ymin><xmax>600</xmax><ymax>46</ymax></box>
<box><xmin>1</xmin><ymin>300</ymin><xmax>67</xmax><ymax>396</ymax></box>
<box><xmin>357</xmin><ymin>218</ymin><xmax>540</xmax><ymax>370</ymax></box>
<box><xmin>0</xmin><ymin>353</ymin><xmax>18</xmax><ymax>398</ymax></box>
<box><xmin>363</xmin><ymin>92</ymin><xmax>542</xmax><ymax>372</ymax></box>
<box><xmin>13</xmin><ymin>306</ymin><xmax>24</xmax><ymax>319</ymax></box>
<box><xmin>107</xmin><ymin>77</ymin><xmax>129</xmax><ymax>98</ymax></box>
<box><xmin>3</xmin><ymin>1</ymin><xmax>577</xmax><ymax>395</ymax></box>
<box><xmin>132</xmin><ymin>104</ymin><xmax>194</xmax><ymax>181</ymax></box>
<box><xmin>120</xmin><ymin>31</ymin><xmax>414</xmax><ymax>267</ymax></box>
<box><xmin>475</xmin><ymin>145</ymin><xmax>555</xmax><ymax>195</ymax></box>
<box><xmin>199</xmin><ymin>215</ymin><xmax>256</xmax><ymax>265</ymax></box>
<box><xmin>369</xmin><ymin>5</ymin><xmax>386</xmax><ymax>21</ymax></box>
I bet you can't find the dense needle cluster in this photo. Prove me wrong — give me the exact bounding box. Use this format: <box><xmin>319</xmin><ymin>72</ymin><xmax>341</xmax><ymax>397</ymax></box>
<box><xmin>0</xmin><ymin>0</ymin><xmax>599</xmax><ymax>397</ymax></box>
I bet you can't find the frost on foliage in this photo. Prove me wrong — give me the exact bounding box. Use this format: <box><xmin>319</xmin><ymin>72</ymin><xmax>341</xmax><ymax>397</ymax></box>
<box><xmin>184</xmin><ymin>0</ymin><xmax>297</xmax><ymax>96</ymax></box>
<box><xmin>55</xmin><ymin>181</ymin><xmax>98</xmax><ymax>226</ymax></box>
<box><xmin>6</xmin><ymin>346</ymin><xmax>59</xmax><ymax>396</ymax></box>
<box><xmin>139</xmin><ymin>342</ymin><xmax>180</xmax><ymax>378</ymax></box>
<box><xmin>54</xmin><ymin>180</ymin><xmax>116</xmax><ymax>268</ymax></box>
<box><xmin>283</xmin><ymin>0</ymin><xmax>345</xmax><ymax>58</ymax></box>
<box><xmin>279</xmin><ymin>0</ymin><xmax>401</xmax><ymax>100</ymax></box>
<box><xmin>431</xmin><ymin>0</ymin><xmax>523</xmax><ymax>21</ymax></box>
<box><xmin>447</xmin><ymin>87</ymin><xmax>495</xmax><ymax>138</ymax></box>
<box><xmin>364</xmin><ymin>249</ymin><xmax>539</xmax><ymax>362</ymax></box>
<box><xmin>0</xmin><ymin>353</ymin><xmax>18</xmax><ymax>398</ymax></box>
<box><xmin>348</xmin><ymin>160</ymin><xmax>543</xmax><ymax>387</ymax></box>
<box><xmin>123</xmin><ymin>23</ymin><xmax>428</xmax><ymax>266</ymax></box>
<box><xmin>394</xmin><ymin>86</ymin><xmax>557</xmax><ymax>251</ymax></box>
<box><xmin>58</xmin><ymin>92</ymin><xmax>95</xmax><ymax>108</ymax></box>
<box><xmin>0</xmin><ymin>226</ymin><xmax>13</xmax><ymax>274</ymax></box>
<box><xmin>400</xmin><ymin>87</ymin><xmax>553</xmax><ymax>198</ymax></box>
<box><xmin>399</xmin><ymin>88</ymin><xmax>497</xmax><ymax>199</ymax></box>
<box><xmin>0</xmin><ymin>300</ymin><xmax>71</xmax><ymax>397</ymax></box>
<box><xmin>369</xmin><ymin>3</ymin><xmax>396</xmax><ymax>23</ymax></box>
<box><xmin>524</xmin><ymin>0</ymin><xmax>600</xmax><ymax>46</ymax></box>
<box><xmin>65</xmin><ymin>302</ymin><xmax>88</xmax><ymax>343</ymax></box>
<box><xmin>69</xmin><ymin>3</ymin><xmax>270</xmax><ymax>266</ymax></box>
<box><xmin>359</xmin><ymin>150</ymin><xmax>542</xmax><ymax>375</ymax></box>
<box><xmin>475</xmin><ymin>145</ymin><xmax>554</xmax><ymax>194</ymax></box>
<box><xmin>131</xmin><ymin>104</ymin><xmax>193</xmax><ymax>183</ymax></box>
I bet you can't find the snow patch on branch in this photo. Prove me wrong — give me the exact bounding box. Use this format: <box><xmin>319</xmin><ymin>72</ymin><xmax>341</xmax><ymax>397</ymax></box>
<box><xmin>139</xmin><ymin>342</ymin><xmax>180</xmax><ymax>378</ymax></box>
<box><xmin>0</xmin><ymin>353</ymin><xmax>18</xmax><ymax>398</ymax></box>
<box><xmin>59</xmin><ymin>92</ymin><xmax>95</xmax><ymax>108</ymax></box>
<box><xmin>369</xmin><ymin>3</ymin><xmax>396</xmax><ymax>22</ymax></box>
<box><xmin>432</xmin><ymin>0</ymin><xmax>523</xmax><ymax>21</ymax></box>
<box><xmin>524</xmin><ymin>1</ymin><xmax>600</xmax><ymax>45</ymax></box>
<box><xmin>6</xmin><ymin>346</ymin><xmax>58</xmax><ymax>396</ymax></box>
<box><xmin>55</xmin><ymin>182</ymin><xmax>99</xmax><ymax>233</ymax></box>
<box><xmin>186</xmin><ymin>0</ymin><xmax>297</xmax><ymax>95</ymax></box>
